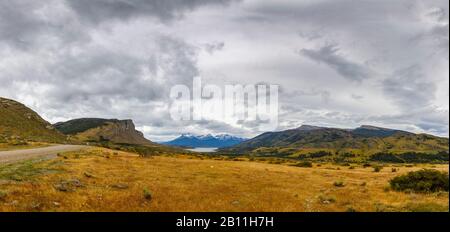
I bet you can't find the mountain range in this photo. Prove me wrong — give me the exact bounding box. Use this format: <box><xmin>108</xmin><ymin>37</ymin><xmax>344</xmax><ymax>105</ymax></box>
<box><xmin>220</xmin><ymin>125</ymin><xmax>449</xmax><ymax>162</ymax></box>
<box><xmin>1</xmin><ymin>96</ymin><xmax>449</xmax><ymax>163</ymax></box>
<box><xmin>162</xmin><ymin>134</ymin><xmax>247</xmax><ymax>148</ymax></box>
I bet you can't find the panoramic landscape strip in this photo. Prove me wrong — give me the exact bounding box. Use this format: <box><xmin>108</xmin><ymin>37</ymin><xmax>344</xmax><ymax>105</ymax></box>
<box><xmin>0</xmin><ymin>97</ymin><xmax>448</xmax><ymax>212</ymax></box>
<box><xmin>0</xmin><ymin>0</ymin><xmax>448</xmax><ymax>220</ymax></box>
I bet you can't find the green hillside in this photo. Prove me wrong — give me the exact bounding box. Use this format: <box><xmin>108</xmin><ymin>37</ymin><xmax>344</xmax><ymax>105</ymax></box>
<box><xmin>0</xmin><ymin>97</ymin><xmax>66</xmax><ymax>144</ymax></box>
<box><xmin>221</xmin><ymin>125</ymin><xmax>449</xmax><ymax>163</ymax></box>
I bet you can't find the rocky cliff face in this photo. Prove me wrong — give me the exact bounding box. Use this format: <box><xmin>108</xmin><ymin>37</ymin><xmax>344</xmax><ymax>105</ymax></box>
<box><xmin>54</xmin><ymin>118</ymin><xmax>153</xmax><ymax>145</ymax></box>
<box><xmin>99</xmin><ymin>119</ymin><xmax>150</xmax><ymax>145</ymax></box>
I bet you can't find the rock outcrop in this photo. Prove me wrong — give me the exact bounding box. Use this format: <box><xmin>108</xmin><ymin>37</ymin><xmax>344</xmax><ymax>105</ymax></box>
<box><xmin>54</xmin><ymin>118</ymin><xmax>153</xmax><ymax>145</ymax></box>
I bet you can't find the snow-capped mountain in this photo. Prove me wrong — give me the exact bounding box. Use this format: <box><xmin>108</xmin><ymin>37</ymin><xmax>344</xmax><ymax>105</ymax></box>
<box><xmin>162</xmin><ymin>134</ymin><xmax>247</xmax><ymax>148</ymax></box>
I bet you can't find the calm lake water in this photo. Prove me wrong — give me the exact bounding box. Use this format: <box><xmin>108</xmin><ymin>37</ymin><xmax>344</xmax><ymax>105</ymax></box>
<box><xmin>187</xmin><ymin>147</ymin><xmax>218</xmax><ymax>153</ymax></box>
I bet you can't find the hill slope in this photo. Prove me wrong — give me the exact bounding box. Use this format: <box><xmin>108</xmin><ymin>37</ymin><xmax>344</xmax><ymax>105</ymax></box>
<box><xmin>221</xmin><ymin>125</ymin><xmax>449</xmax><ymax>162</ymax></box>
<box><xmin>54</xmin><ymin>118</ymin><xmax>154</xmax><ymax>146</ymax></box>
<box><xmin>163</xmin><ymin>134</ymin><xmax>246</xmax><ymax>148</ymax></box>
<box><xmin>0</xmin><ymin>97</ymin><xmax>66</xmax><ymax>143</ymax></box>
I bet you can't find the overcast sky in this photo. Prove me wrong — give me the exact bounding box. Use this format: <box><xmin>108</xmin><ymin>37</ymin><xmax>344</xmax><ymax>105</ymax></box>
<box><xmin>0</xmin><ymin>0</ymin><xmax>448</xmax><ymax>141</ymax></box>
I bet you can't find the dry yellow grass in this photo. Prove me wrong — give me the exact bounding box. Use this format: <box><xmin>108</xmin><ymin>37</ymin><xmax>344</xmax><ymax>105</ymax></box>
<box><xmin>0</xmin><ymin>142</ymin><xmax>51</xmax><ymax>151</ymax></box>
<box><xmin>0</xmin><ymin>148</ymin><xmax>448</xmax><ymax>212</ymax></box>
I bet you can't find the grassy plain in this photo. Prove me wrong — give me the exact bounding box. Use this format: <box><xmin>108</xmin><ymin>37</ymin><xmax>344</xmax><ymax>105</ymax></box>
<box><xmin>0</xmin><ymin>148</ymin><xmax>448</xmax><ymax>212</ymax></box>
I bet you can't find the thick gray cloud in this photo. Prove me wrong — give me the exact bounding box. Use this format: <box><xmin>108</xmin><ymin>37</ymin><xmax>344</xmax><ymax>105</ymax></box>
<box><xmin>0</xmin><ymin>0</ymin><xmax>448</xmax><ymax>140</ymax></box>
<box><xmin>0</xmin><ymin>0</ymin><xmax>89</xmax><ymax>50</ymax></box>
<box><xmin>300</xmin><ymin>45</ymin><xmax>371</xmax><ymax>82</ymax></box>
<box><xmin>67</xmin><ymin>0</ymin><xmax>239</xmax><ymax>24</ymax></box>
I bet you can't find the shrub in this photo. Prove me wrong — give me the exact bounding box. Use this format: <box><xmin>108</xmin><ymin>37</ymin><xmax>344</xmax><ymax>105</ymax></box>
<box><xmin>373</xmin><ymin>166</ymin><xmax>383</xmax><ymax>172</ymax></box>
<box><xmin>270</xmin><ymin>160</ymin><xmax>283</xmax><ymax>164</ymax></box>
<box><xmin>370</xmin><ymin>151</ymin><xmax>449</xmax><ymax>163</ymax></box>
<box><xmin>305</xmin><ymin>151</ymin><xmax>332</xmax><ymax>159</ymax></box>
<box><xmin>143</xmin><ymin>188</ymin><xmax>152</xmax><ymax>200</ymax></box>
<box><xmin>83</xmin><ymin>172</ymin><xmax>95</xmax><ymax>178</ymax></box>
<box><xmin>389</xmin><ymin>169</ymin><xmax>449</xmax><ymax>193</ymax></box>
<box><xmin>334</xmin><ymin>181</ymin><xmax>345</xmax><ymax>187</ymax></box>
<box><xmin>0</xmin><ymin>190</ymin><xmax>7</xmax><ymax>201</ymax></box>
<box><xmin>318</xmin><ymin>194</ymin><xmax>336</xmax><ymax>204</ymax></box>
<box><xmin>293</xmin><ymin>161</ymin><xmax>313</xmax><ymax>168</ymax></box>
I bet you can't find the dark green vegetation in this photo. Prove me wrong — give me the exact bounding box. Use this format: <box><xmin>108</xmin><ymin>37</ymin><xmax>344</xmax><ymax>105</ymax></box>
<box><xmin>0</xmin><ymin>97</ymin><xmax>66</xmax><ymax>144</ymax></box>
<box><xmin>54</xmin><ymin>118</ymin><xmax>154</xmax><ymax>146</ymax></box>
<box><xmin>369</xmin><ymin>151</ymin><xmax>448</xmax><ymax>163</ymax></box>
<box><xmin>292</xmin><ymin>161</ymin><xmax>313</xmax><ymax>168</ymax></box>
<box><xmin>389</xmin><ymin>169</ymin><xmax>449</xmax><ymax>193</ymax></box>
<box><xmin>54</xmin><ymin>118</ymin><xmax>117</xmax><ymax>135</ymax></box>
<box><xmin>221</xmin><ymin>125</ymin><xmax>449</xmax><ymax>163</ymax></box>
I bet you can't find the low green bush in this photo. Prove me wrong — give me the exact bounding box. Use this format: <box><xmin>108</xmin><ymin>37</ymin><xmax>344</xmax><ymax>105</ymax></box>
<box><xmin>333</xmin><ymin>181</ymin><xmax>345</xmax><ymax>187</ymax></box>
<box><xmin>293</xmin><ymin>161</ymin><xmax>313</xmax><ymax>168</ymax></box>
<box><xmin>373</xmin><ymin>166</ymin><xmax>383</xmax><ymax>172</ymax></box>
<box><xmin>143</xmin><ymin>188</ymin><xmax>152</xmax><ymax>200</ymax></box>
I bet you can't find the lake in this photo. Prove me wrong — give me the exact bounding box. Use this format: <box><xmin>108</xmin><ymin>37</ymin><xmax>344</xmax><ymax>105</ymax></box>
<box><xmin>187</xmin><ymin>147</ymin><xmax>218</xmax><ymax>153</ymax></box>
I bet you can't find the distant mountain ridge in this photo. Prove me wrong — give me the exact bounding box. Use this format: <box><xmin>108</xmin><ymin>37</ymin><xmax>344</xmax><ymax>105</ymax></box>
<box><xmin>221</xmin><ymin>125</ymin><xmax>449</xmax><ymax>160</ymax></box>
<box><xmin>352</xmin><ymin>125</ymin><xmax>407</xmax><ymax>137</ymax></box>
<box><xmin>54</xmin><ymin>118</ymin><xmax>154</xmax><ymax>146</ymax></box>
<box><xmin>163</xmin><ymin>133</ymin><xmax>247</xmax><ymax>148</ymax></box>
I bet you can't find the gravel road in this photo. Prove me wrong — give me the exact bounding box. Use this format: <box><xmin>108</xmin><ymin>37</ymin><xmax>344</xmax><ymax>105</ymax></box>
<box><xmin>0</xmin><ymin>145</ymin><xmax>87</xmax><ymax>164</ymax></box>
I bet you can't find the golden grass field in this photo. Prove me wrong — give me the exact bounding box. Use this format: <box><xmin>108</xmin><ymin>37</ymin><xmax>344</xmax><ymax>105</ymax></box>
<box><xmin>0</xmin><ymin>142</ymin><xmax>50</xmax><ymax>151</ymax></box>
<box><xmin>0</xmin><ymin>148</ymin><xmax>448</xmax><ymax>212</ymax></box>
